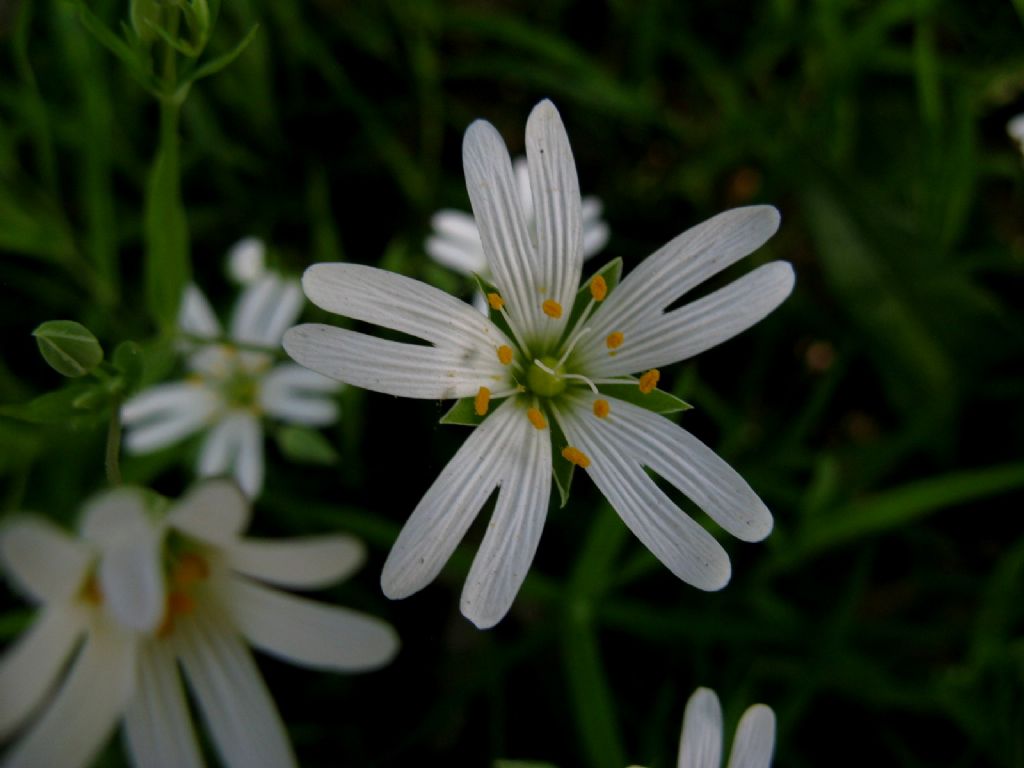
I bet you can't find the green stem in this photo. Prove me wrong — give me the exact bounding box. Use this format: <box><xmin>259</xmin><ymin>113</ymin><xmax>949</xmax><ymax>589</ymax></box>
<box><xmin>105</xmin><ymin>398</ymin><xmax>122</xmax><ymax>485</ymax></box>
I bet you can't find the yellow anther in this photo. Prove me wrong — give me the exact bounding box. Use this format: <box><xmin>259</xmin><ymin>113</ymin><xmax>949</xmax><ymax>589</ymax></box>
<box><xmin>487</xmin><ymin>292</ymin><xmax>505</xmax><ymax>311</ymax></box>
<box><xmin>542</xmin><ymin>299</ymin><xmax>563</xmax><ymax>319</ymax></box>
<box><xmin>638</xmin><ymin>369</ymin><xmax>660</xmax><ymax>394</ymax></box>
<box><xmin>593</xmin><ymin>399</ymin><xmax>610</xmax><ymax>418</ymax></box>
<box><xmin>474</xmin><ymin>386</ymin><xmax>491</xmax><ymax>416</ymax></box>
<box><xmin>172</xmin><ymin>553</ymin><xmax>209</xmax><ymax>589</ymax></box>
<box><xmin>590</xmin><ymin>276</ymin><xmax>608</xmax><ymax>301</ymax></box>
<box><xmin>168</xmin><ymin>591</ymin><xmax>196</xmax><ymax>616</ymax></box>
<box><xmin>561</xmin><ymin>446</ymin><xmax>591</xmax><ymax>469</ymax></box>
<box><xmin>81</xmin><ymin>576</ymin><xmax>103</xmax><ymax>605</ymax></box>
<box><xmin>527</xmin><ymin>407</ymin><xmax>547</xmax><ymax>430</ymax></box>
<box><xmin>606</xmin><ymin>331</ymin><xmax>624</xmax><ymax>351</ymax></box>
<box><xmin>497</xmin><ymin>345</ymin><xmax>514</xmax><ymax>365</ymax></box>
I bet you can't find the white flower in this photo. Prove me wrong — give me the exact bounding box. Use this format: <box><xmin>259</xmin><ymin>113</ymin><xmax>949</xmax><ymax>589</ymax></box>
<box><xmin>0</xmin><ymin>480</ymin><xmax>399</xmax><ymax>768</ymax></box>
<box><xmin>122</xmin><ymin>269</ymin><xmax>342</xmax><ymax>497</ymax></box>
<box><xmin>674</xmin><ymin>687</ymin><xmax>775</xmax><ymax>768</ymax></box>
<box><xmin>426</xmin><ymin>155</ymin><xmax>609</xmax><ymax>312</ymax></box>
<box><xmin>284</xmin><ymin>100</ymin><xmax>794</xmax><ymax>628</ymax></box>
<box><xmin>1008</xmin><ymin>114</ymin><xmax>1024</xmax><ymax>157</ymax></box>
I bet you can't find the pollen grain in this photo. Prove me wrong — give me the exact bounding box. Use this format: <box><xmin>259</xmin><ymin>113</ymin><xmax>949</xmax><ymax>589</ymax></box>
<box><xmin>638</xmin><ymin>369</ymin><xmax>660</xmax><ymax>394</ymax></box>
<box><xmin>542</xmin><ymin>299</ymin><xmax>563</xmax><ymax>319</ymax></box>
<box><xmin>561</xmin><ymin>446</ymin><xmax>591</xmax><ymax>469</ymax></box>
<box><xmin>527</xmin><ymin>407</ymin><xmax>548</xmax><ymax>430</ymax></box>
<box><xmin>474</xmin><ymin>386</ymin><xmax>491</xmax><ymax>416</ymax></box>
<box><xmin>592</xmin><ymin>399</ymin><xmax>610</xmax><ymax>418</ymax></box>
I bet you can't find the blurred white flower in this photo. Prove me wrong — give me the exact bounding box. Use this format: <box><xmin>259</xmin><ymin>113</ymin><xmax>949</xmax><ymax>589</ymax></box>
<box><xmin>426</xmin><ymin>155</ymin><xmax>609</xmax><ymax>312</ymax></box>
<box><xmin>1007</xmin><ymin>114</ymin><xmax>1024</xmax><ymax>157</ymax></box>
<box><xmin>122</xmin><ymin>268</ymin><xmax>342</xmax><ymax>497</ymax></box>
<box><xmin>226</xmin><ymin>237</ymin><xmax>267</xmax><ymax>285</ymax></box>
<box><xmin>0</xmin><ymin>480</ymin><xmax>399</xmax><ymax>768</ymax></box>
<box><xmin>674</xmin><ymin>687</ymin><xmax>775</xmax><ymax>768</ymax></box>
<box><xmin>284</xmin><ymin>100</ymin><xmax>793</xmax><ymax>628</ymax></box>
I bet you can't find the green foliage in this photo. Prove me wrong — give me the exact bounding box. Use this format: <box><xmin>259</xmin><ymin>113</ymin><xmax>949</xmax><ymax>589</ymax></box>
<box><xmin>33</xmin><ymin>320</ymin><xmax>104</xmax><ymax>378</ymax></box>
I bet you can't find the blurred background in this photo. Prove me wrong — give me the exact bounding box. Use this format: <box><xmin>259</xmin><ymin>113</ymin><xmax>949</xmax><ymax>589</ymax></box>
<box><xmin>1</xmin><ymin>0</ymin><xmax>1023</xmax><ymax>765</ymax></box>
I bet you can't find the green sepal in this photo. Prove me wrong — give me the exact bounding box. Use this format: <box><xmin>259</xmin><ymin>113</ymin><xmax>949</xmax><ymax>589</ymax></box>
<box><xmin>276</xmin><ymin>426</ymin><xmax>339</xmax><ymax>466</ymax></box>
<box><xmin>564</xmin><ymin>257</ymin><xmax>623</xmax><ymax>335</ymax></box>
<box><xmin>470</xmin><ymin>273</ymin><xmax>518</xmax><ymax>344</ymax></box>
<box><xmin>440</xmin><ymin>397</ymin><xmax>487</xmax><ymax>427</ymax></box>
<box><xmin>599</xmin><ymin>381</ymin><xmax>692</xmax><ymax>414</ymax></box>
<box><xmin>33</xmin><ymin>320</ymin><xmax>104</xmax><ymax>378</ymax></box>
<box><xmin>549</xmin><ymin>410</ymin><xmax>575</xmax><ymax>508</ymax></box>
<box><xmin>113</xmin><ymin>341</ymin><xmax>145</xmax><ymax>394</ymax></box>
<box><xmin>181</xmin><ymin>24</ymin><xmax>259</xmax><ymax>87</ymax></box>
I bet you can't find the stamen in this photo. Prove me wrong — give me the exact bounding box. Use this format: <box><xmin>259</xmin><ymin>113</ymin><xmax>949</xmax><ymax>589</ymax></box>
<box><xmin>81</xmin><ymin>576</ymin><xmax>103</xmax><ymax>605</ymax></box>
<box><xmin>172</xmin><ymin>553</ymin><xmax>209</xmax><ymax>588</ymax></box>
<box><xmin>559</xmin><ymin>372</ymin><xmax>599</xmax><ymax>394</ymax></box>
<box><xmin>542</xmin><ymin>299</ymin><xmax>563</xmax><ymax>319</ymax></box>
<box><xmin>487</xmin><ymin>292</ymin><xmax>505</xmax><ymax>311</ymax></box>
<box><xmin>590</xmin><ymin>276</ymin><xmax>608</xmax><ymax>301</ymax></box>
<box><xmin>593</xmin><ymin>399</ymin><xmax>610</xmax><ymax>418</ymax></box>
<box><xmin>527</xmin><ymin>407</ymin><xmax>547</xmax><ymax>430</ymax></box>
<box><xmin>561</xmin><ymin>446</ymin><xmax>591</xmax><ymax>468</ymax></box>
<box><xmin>474</xmin><ymin>387</ymin><xmax>491</xmax><ymax>416</ymax></box>
<box><xmin>606</xmin><ymin>331</ymin><xmax>624</xmax><ymax>351</ymax></box>
<box><xmin>555</xmin><ymin>327</ymin><xmax>590</xmax><ymax>368</ymax></box>
<box><xmin>638</xmin><ymin>369</ymin><xmax>660</xmax><ymax>394</ymax></box>
<box><xmin>167</xmin><ymin>592</ymin><xmax>195</xmax><ymax>616</ymax></box>
<box><xmin>497</xmin><ymin>345</ymin><xmax>513</xmax><ymax>365</ymax></box>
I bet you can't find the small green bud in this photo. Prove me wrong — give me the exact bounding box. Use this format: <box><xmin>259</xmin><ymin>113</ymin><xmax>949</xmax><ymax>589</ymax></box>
<box><xmin>130</xmin><ymin>0</ymin><xmax>164</xmax><ymax>44</ymax></box>
<box><xmin>33</xmin><ymin>320</ymin><xmax>104</xmax><ymax>378</ymax></box>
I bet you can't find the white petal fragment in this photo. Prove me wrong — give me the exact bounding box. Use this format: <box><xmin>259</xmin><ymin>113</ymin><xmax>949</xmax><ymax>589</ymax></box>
<box><xmin>124</xmin><ymin>642</ymin><xmax>203</xmax><ymax>768</ymax></box>
<box><xmin>525</xmin><ymin>99</ymin><xmax>583</xmax><ymax>343</ymax></box>
<box><xmin>555</xmin><ymin>397</ymin><xmax>731</xmax><ymax>591</ymax></box>
<box><xmin>259</xmin><ymin>364</ymin><xmax>340</xmax><ymax>427</ymax></box>
<box><xmin>225</xmin><ymin>535</ymin><xmax>365</xmax><ymax>589</ymax></box>
<box><xmin>0</xmin><ymin>517</ymin><xmax>92</xmax><ymax>604</ymax></box>
<box><xmin>0</xmin><ymin>604</ymin><xmax>88</xmax><ymax>740</ymax></box>
<box><xmin>382</xmin><ymin>400</ymin><xmax>521</xmax><ymax>599</ymax></box>
<box><xmin>581</xmin><ymin>262</ymin><xmax>795</xmax><ymax>377</ymax></box>
<box><xmin>301</xmin><ymin>263</ymin><xmax>507</xmax><ymax>351</ymax></box>
<box><xmin>584</xmin><ymin>206</ymin><xmax>782</xmax><ymax>348</ymax></box>
<box><xmin>589</xmin><ymin>396</ymin><xmax>772</xmax><ymax>542</ymax></box>
<box><xmin>4</xmin><ymin>621</ymin><xmax>137</xmax><ymax>768</ymax></box>
<box><xmin>284</xmin><ymin>324</ymin><xmax>506</xmax><ymax>400</ymax></box>
<box><xmin>231</xmin><ymin>274</ymin><xmax>303</xmax><ymax>348</ymax></box>
<box><xmin>461</xmin><ymin>407</ymin><xmax>552</xmax><ymax>629</ymax></box>
<box><xmin>678</xmin><ymin>687</ymin><xmax>724</xmax><ymax>768</ymax></box>
<box><xmin>178</xmin><ymin>284</ymin><xmax>221</xmax><ymax>339</ymax></box>
<box><xmin>120</xmin><ymin>383</ymin><xmax>220</xmax><ymax>454</ymax></box>
<box><xmin>177</xmin><ymin>610</ymin><xmax>297</xmax><ymax>768</ymax></box>
<box><xmin>226</xmin><ymin>578</ymin><xmax>399</xmax><ymax>671</ymax></box>
<box><xmin>168</xmin><ymin>478</ymin><xmax>251</xmax><ymax>545</ymax></box>
<box><xmin>726</xmin><ymin>704</ymin><xmax>776</xmax><ymax>768</ymax></box>
<box><xmin>463</xmin><ymin>118</ymin><xmax>541</xmax><ymax>340</ymax></box>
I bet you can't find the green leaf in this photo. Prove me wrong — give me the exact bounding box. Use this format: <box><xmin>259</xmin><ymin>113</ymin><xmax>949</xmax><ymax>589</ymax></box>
<box><xmin>113</xmin><ymin>341</ymin><xmax>145</xmax><ymax>393</ymax></box>
<box><xmin>0</xmin><ymin>384</ymin><xmax>99</xmax><ymax>425</ymax></box>
<box><xmin>182</xmin><ymin>24</ymin><xmax>260</xmax><ymax>86</ymax></box>
<box><xmin>564</xmin><ymin>257</ymin><xmax>622</xmax><ymax>334</ymax></box>
<box><xmin>439</xmin><ymin>397</ymin><xmax>487</xmax><ymax>427</ymax></box>
<box><xmin>33</xmin><ymin>320</ymin><xmax>104</xmax><ymax>377</ymax></box>
<box><xmin>71</xmin><ymin>1</ymin><xmax>158</xmax><ymax>93</ymax></box>
<box><xmin>276</xmin><ymin>426</ymin><xmax>339</xmax><ymax>465</ymax></box>
<box><xmin>599</xmin><ymin>381</ymin><xmax>692</xmax><ymax>414</ymax></box>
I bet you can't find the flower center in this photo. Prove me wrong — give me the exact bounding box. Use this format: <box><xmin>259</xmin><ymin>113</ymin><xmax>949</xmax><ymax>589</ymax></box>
<box><xmin>222</xmin><ymin>371</ymin><xmax>259</xmax><ymax>410</ymax></box>
<box><xmin>527</xmin><ymin>355</ymin><xmax>567</xmax><ymax>397</ymax></box>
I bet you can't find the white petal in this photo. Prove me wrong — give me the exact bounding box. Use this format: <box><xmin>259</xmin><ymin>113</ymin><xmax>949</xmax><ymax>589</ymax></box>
<box><xmin>225</xmin><ymin>534</ymin><xmax>364</xmax><ymax>588</ymax></box>
<box><xmin>726</xmin><ymin>704</ymin><xmax>776</xmax><ymax>768</ymax></box>
<box><xmin>4</xmin><ymin>620</ymin><xmax>137</xmax><ymax>768</ymax></box>
<box><xmin>381</xmin><ymin>399</ymin><xmax>521</xmax><ymax>599</ymax></box>
<box><xmin>0</xmin><ymin>604</ymin><xmax>88</xmax><ymax>740</ymax></box>
<box><xmin>225</xmin><ymin>577</ymin><xmax>399</xmax><ymax>672</ymax></box>
<box><xmin>177</xmin><ymin>609</ymin><xmax>297</xmax><ymax>768</ymax></box>
<box><xmin>1008</xmin><ymin>113</ymin><xmax>1024</xmax><ymax>145</ymax></box>
<box><xmin>581</xmin><ymin>396</ymin><xmax>771</xmax><ymax>542</ymax></box>
<box><xmin>463</xmin><ymin>118</ymin><xmax>543</xmax><ymax>341</ymax></box>
<box><xmin>432</xmin><ymin>209</ymin><xmax>485</xmax><ymax>247</ymax></box>
<box><xmin>579</xmin><ymin>262</ymin><xmax>795</xmax><ymax>377</ymax></box>
<box><xmin>196</xmin><ymin>415</ymin><xmax>242</xmax><ymax>478</ymax></box>
<box><xmin>230</xmin><ymin>274</ymin><xmax>303</xmax><ymax>348</ymax></box>
<box><xmin>121</xmin><ymin>383</ymin><xmax>220</xmax><ymax>454</ymax></box>
<box><xmin>0</xmin><ymin>517</ymin><xmax>92</xmax><ymax>604</ymax></box>
<box><xmin>461</xmin><ymin>404</ymin><xmax>551</xmax><ymax>629</ymax></box>
<box><xmin>553</xmin><ymin>396</ymin><xmax>731</xmax><ymax>591</ymax></box>
<box><xmin>81</xmin><ymin>487</ymin><xmax>165</xmax><ymax>633</ymax></box>
<box><xmin>512</xmin><ymin>156</ymin><xmax>535</xmax><ymax>222</ymax></box>
<box><xmin>582</xmin><ymin>218</ymin><xmax>610</xmax><ymax>258</ymax></box>
<box><xmin>224</xmin><ymin>536</ymin><xmax>364</xmax><ymax>589</ymax></box>
<box><xmin>581</xmin><ymin>206</ymin><xmax>781</xmax><ymax>358</ymax></box>
<box><xmin>678</xmin><ymin>687</ymin><xmax>723</xmax><ymax>768</ymax></box>
<box><xmin>231</xmin><ymin>414</ymin><xmax>263</xmax><ymax>498</ymax></box>
<box><xmin>178</xmin><ymin>284</ymin><xmax>221</xmax><ymax>339</ymax></box>
<box><xmin>424</xmin><ymin>235</ymin><xmax>486</xmax><ymax>276</ymax></box>
<box><xmin>168</xmin><ymin>478</ymin><xmax>251</xmax><ymax>545</ymax></box>
<box><xmin>226</xmin><ymin>237</ymin><xmax>266</xmax><ymax>285</ymax></box>
<box><xmin>300</xmin><ymin>263</ymin><xmax>508</xmax><ymax>352</ymax></box>
<box><xmin>524</xmin><ymin>99</ymin><xmax>583</xmax><ymax>345</ymax></box>
<box><xmin>260</xmin><ymin>364</ymin><xmax>340</xmax><ymax>427</ymax></box>
<box><xmin>123</xmin><ymin>642</ymin><xmax>203</xmax><ymax>768</ymax></box>
<box><xmin>284</xmin><ymin>324</ymin><xmax>508</xmax><ymax>400</ymax></box>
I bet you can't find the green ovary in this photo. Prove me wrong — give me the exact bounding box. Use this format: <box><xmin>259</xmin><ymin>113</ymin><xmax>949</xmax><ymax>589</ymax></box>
<box><xmin>526</xmin><ymin>355</ymin><xmax>567</xmax><ymax>398</ymax></box>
